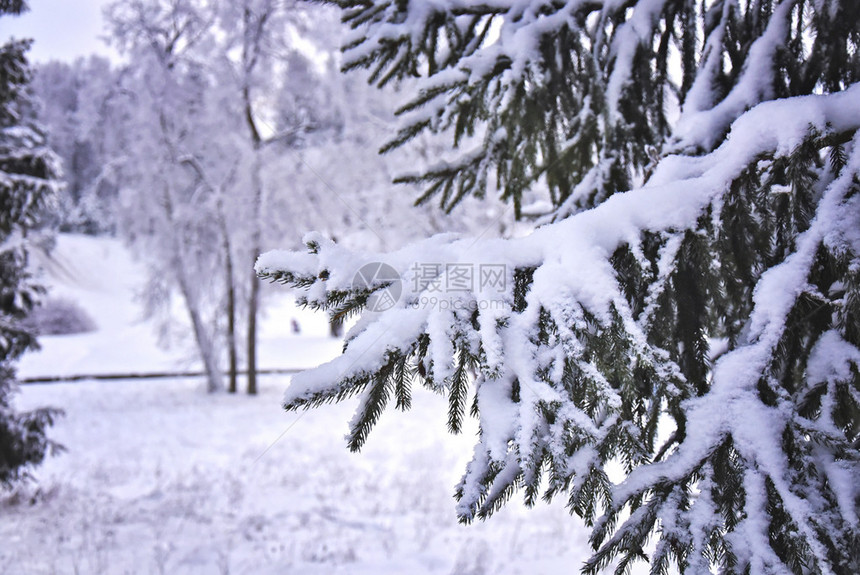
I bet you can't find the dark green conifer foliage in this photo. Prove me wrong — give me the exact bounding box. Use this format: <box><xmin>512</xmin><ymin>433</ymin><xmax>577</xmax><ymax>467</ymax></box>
<box><xmin>0</xmin><ymin>0</ymin><xmax>63</xmax><ymax>487</ymax></box>
<box><xmin>260</xmin><ymin>1</ymin><xmax>860</xmax><ymax>572</ymax></box>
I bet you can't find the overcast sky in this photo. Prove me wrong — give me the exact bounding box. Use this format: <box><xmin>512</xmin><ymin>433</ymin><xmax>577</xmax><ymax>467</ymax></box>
<box><xmin>0</xmin><ymin>0</ymin><xmax>118</xmax><ymax>62</ymax></box>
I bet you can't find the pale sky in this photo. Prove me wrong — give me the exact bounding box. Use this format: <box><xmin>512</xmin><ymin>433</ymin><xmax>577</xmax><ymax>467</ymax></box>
<box><xmin>0</xmin><ymin>0</ymin><xmax>118</xmax><ymax>62</ymax></box>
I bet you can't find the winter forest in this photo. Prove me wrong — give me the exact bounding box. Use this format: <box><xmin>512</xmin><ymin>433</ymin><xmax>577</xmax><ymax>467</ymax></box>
<box><xmin>1</xmin><ymin>0</ymin><xmax>859</xmax><ymax>573</ymax></box>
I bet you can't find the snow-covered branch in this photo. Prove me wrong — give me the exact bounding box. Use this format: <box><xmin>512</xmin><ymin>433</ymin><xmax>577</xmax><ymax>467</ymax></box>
<box><xmin>263</xmin><ymin>0</ymin><xmax>860</xmax><ymax>571</ymax></box>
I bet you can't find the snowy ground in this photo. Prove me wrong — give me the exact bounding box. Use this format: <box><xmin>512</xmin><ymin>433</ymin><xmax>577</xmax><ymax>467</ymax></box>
<box><xmin>2</xmin><ymin>235</ymin><xmax>618</xmax><ymax>574</ymax></box>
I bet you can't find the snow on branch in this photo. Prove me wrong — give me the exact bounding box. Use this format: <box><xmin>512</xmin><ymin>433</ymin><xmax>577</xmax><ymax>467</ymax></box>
<box><xmin>259</xmin><ymin>83</ymin><xmax>860</xmax><ymax>570</ymax></box>
<box><xmin>265</xmin><ymin>0</ymin><xmax>860</xmax><ymax>571</ymax></box>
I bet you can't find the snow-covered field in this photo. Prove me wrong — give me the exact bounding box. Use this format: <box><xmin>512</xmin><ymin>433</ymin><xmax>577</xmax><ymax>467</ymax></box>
<box><xmin>2</xmin><ymin>235</ymin><xmax>600</xmax><ymax>574</ymax></box>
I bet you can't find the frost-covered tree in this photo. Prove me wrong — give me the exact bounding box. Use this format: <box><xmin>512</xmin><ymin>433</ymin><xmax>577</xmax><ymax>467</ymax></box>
<box><xmin>105</xmin><ymin>0</ymin><xmax>356</xmax><ymax>393</ymax></box>
<box><xmin>105</xmin><ymin>0</ymin><xmax>233</xmax><ymax>392</ymax></box>
<box><xmin>102</xmin><ymin>0</ymin><xmax>502</xmax><ymax>393</ymax></box>
<box><xmin>215</xmin><ymin>0</ymin><xmax>329</xmax><ymax>395</ymax></box>
<box><xmin>0</xmin><ymin>0</ymin><xmax>63</xmax><ymax>486</ymax></box>
<box><xmin>259</xmin><ymin>1</ymin><xmax>860</xmax><ymax>572</ymax></box>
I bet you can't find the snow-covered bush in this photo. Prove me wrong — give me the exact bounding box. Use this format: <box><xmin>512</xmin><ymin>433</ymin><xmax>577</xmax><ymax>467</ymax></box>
<box><xmin>22</xmin><ymin>297</ymin><xmax>97</xmax><ymax>336</ymax></box>
<box><xmin>260</xmin><ymin>1</ymin><xmax>860</xmax><ymax>572</ymax></box>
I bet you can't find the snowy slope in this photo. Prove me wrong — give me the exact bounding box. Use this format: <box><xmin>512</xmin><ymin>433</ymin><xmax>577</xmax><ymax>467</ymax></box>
<box><xmin>19</xmin><ymin>234</ymin><xmax>343</xmax><ymax>380</ymax></box>
<box><xmin>2</xmin><ymin>235</ymin><xmax>632</xmax><ymax>574</ymax></box>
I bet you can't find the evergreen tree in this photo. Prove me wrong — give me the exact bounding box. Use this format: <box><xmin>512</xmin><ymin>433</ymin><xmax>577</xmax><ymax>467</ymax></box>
<box><xmin>263</xmin><ymin>1</ymin><xmax>860</xmax><ymax>572</ymax></box>
<box><xmin>0</xmin><ymin>0</ymin><xmax>63</xmax><ymax>486</ymax></box>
